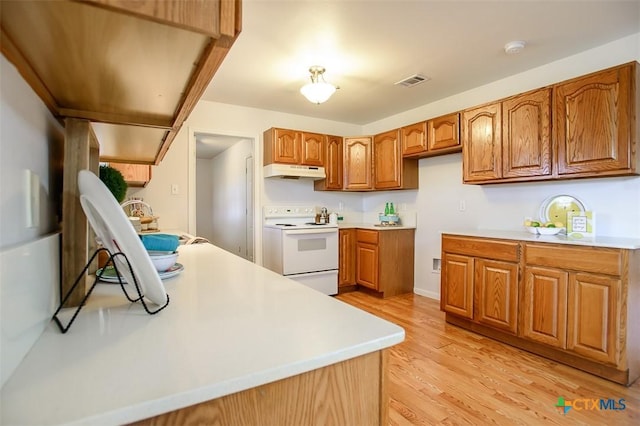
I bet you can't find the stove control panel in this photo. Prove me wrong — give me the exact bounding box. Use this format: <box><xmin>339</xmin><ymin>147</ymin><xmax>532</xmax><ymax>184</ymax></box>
<box><xmin>264</xmin><ymin>206</ymin><xmax>317</xmax><ymax>218</ymax></box>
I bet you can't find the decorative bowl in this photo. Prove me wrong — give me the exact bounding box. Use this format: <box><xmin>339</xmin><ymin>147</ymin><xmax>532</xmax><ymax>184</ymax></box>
<box><xmin>378</xmin><ymin>214</ymin><xmax>400</xmax><ymax>224</ymax></box>
<box><xmin>148</xmin><ymin>251</ymin><xmax>178</xmax><ymax>272</ymax></box>
<box><xmin>526</xmin><ymin>226</ymin><xmax>563</xmax><ymax>235</ymax></box>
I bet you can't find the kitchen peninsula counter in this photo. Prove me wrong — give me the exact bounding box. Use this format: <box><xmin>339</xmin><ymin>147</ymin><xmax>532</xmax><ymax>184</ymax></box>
<box><xmin>1</xmin><ymin>244</ymin><xmax>404</xmax><ymax>425</ymax></box>
<box><xmin>444</xmin><ymin>229</ymin><xmax>640</xmax><ymax>249</ymax></box>
<box><xmin>338</xmin><ymin>222</ymin><xmax>416</xmax><ymax>230</ymax></box>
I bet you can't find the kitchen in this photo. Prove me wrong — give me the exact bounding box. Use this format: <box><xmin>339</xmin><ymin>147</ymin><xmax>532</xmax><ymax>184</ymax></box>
<box><xmin>2</xmin><ymin>0</ymin><xmax>640</xmax><ymax>424</ymax></box>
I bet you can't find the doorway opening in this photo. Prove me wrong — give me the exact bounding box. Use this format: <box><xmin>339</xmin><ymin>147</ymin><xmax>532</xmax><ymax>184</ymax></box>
<box><xmin>194</xmin><ymin>132</ymin><xmax>255</xmax><ymax>262</ymax></box>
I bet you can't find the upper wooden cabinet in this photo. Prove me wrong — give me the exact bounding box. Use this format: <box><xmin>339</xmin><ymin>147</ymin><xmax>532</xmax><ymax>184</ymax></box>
<box><xmin>314</xmin><ymin>135</ymin><xmax>343</xmax><ymax>191</ymax></box>
<box><xmin>263</xmin><ymin>128</ymin><xmax>325</xmax><ymax>167</ymax></box>
<box><xmin>462</xmin><ymin>102</ymin><xmax>502</xmax><ymax>182</ymax></box>
<box><xmin>402</xmin><ymin>113</ymin><xmax>461</xmax><ymax>158</ymax></box>
<box><xmin>374</xmin><ymin>130</ymin><xmax>418</xmax><ymax>190</ymax></box>
<box><xmin>109</xmin><ymin>162</ymin><xmax>152</xmax><ymax>187</ymax></box>
<box><xmin>1</xmin><ymin>0</ymin><xmax>242</xmax><ymax>165</ymax></box>
<box><xmin>344</xmin><ymin>137</ymin><xmax>373</xmax><ymax>190</ymax></box>
<box><xmin>555</xmin><ymin>63</ymin><xmax>637</xmax><ymax>177</ymax></box>
<box><xmin>462</xmin><ymin>62</ymin><xmax>638</xmax><ymax>184</ymax></box>
<box><xmin>463</xmin><ymin>88</ymin><xmax>551</xmax><ymax>183</ymax></box>
<box><xmin>502</xmin><ymin>89</ymin><xmax>552</xmax><ymax>179</ymax></box>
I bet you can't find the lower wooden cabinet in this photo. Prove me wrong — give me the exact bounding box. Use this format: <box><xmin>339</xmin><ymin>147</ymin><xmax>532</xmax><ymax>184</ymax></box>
<box><xmin>441</xmin><ymin>236</ymin><xmax>519</xmax><ymax>334</ymax></box>
<box><xmin>441</xmin><ymin>233</ymin><xmax>639</xmax><ymax>385</ymax></box>
<box><xmin>338</xmin><ymin>229</ymin><xmax>356</xmax><ymax>287</ymax></box>
<box><xmin>347</xmin><ymin>228</ymin><xmax>415</xmax><ymax>297</ymax></box>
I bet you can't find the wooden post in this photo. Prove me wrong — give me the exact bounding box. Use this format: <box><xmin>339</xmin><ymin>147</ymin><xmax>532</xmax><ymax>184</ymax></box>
<box><xmin>61</xmin><ymin>118</ymin><xmax>99</xmax><ymax>306</ymax></box>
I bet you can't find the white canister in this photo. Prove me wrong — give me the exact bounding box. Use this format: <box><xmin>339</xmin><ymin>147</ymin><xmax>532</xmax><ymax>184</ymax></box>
<box><xmin>329</xmin><ymin>212</ymin><xmax>338</xmax><ymax>225</ymax></box>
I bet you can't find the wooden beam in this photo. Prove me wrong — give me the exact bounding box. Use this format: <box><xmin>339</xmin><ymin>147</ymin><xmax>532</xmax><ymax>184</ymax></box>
<box><xmin>58</xmin><ymin>108</ymin><xmax>174</xmax><ymax>129</ymax></box>
<box><xmin>61</xmin><ymin>118</ymin><xmax>93</xmax><ymax>306</ymax></box>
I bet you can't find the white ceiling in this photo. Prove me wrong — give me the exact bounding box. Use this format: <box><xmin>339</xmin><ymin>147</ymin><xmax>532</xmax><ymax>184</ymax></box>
<box><xmin>201</xmin><ymin>0</ymin><xmax>640</xmax><ymax>126</ymax></box>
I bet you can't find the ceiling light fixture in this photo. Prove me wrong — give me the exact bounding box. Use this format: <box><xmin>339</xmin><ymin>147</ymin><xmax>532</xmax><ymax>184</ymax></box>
<box><xmin>300</xmin><ymin>66</ymin><xmax>336</xmax><ymax>104</ymax></box>
<box><xmin>504</xmin><ymin>40</ymin><xmax>526</xmax><ymax>55</ymax></box>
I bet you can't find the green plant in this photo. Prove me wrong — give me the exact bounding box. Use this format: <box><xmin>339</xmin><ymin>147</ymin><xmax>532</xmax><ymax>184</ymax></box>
<box><xmin>99</xmin><ymin>165</ymin><xmax>128</xmax><ymax>203</ymax></box>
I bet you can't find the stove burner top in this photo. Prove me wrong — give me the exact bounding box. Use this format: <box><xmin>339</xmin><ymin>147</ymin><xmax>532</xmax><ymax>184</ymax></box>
<box><xmin>275</xmin><ymin>223</ymin><xmax>296</xmax><ymax>227</ymax></box>
<box><xmin>304</xmin><ymin>222</ymin><xmax>329</xmax><ymax>226</ymax></box>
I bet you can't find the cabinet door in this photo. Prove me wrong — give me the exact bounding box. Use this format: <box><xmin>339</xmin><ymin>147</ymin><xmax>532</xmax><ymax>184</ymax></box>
<box><xmin>109</xmin><ymin>162</ymin><xmax>151</xmax><ymax>187</ymax></box>
<box><xmin>462</xmin><ymin>102</ymin><xmax>502</xmax><ymax>182</ymax></box>
<box><xmin>356</xmin><ymin>242</ymin><xmax>378</xmax><ymax>290</ymax></box>
<box><xmin>301</xmin><ymin>132</ymin><xmax>324</xmax><ymax>166</ymax></box>
<box><xmin>555</xmin><ymin>64</ymin><xmax>632</xmax><ymax>175</ymax></box>
<box><xmin>344</xmin><ymin>137</ymin><xmax>372</xmax><ymax>190</ymax></box>
<box><xmin>567</xmin><ymin>273</ymin><xmax>620</xmax><ymax>365</ymax></box>
<box><xmin>325</xmin><ymin>135</ymin><xmax>343</xmax><ymax>189</ymax></box>
<box><xmin>522</xmin><ymin>266</ymin><xmax>568</xmax><ymax>348</ymax></box>
<box><xmin>373</xmin><ymin>129</ymin><xmax>402</xmax><ymax>189</ymax></box>
<box><xmin>502</xmin><ymin>88</ymin><xmax>551</xmax><ymax>178</ymax></box>
<box><xmin>272</xmin><ymin>128</ymin><xmax>300</xmax><ymax>164</ymax></box>
<box><xmin>474</xmin><ymin>259</ymin><xmax>518</xmax><ymax>334</ymax></box>
<box><xmin>441</xmin><ymin>253</ymin><xmax>474</xmax><ymax>319</ymax></box>
<box><xmin>428</xmin><ymin>113</ymin><xmax>460</xmax><ymax>151</ymax></box>
<box><xmin>338</xmin><ymin>229</ymin><xmax>356</xmax><ymax>286</ymax></box>
<box><xmin>401</xmin><ymin>121</ymin><xmax>427</xmax><ymax>156</ymax></box>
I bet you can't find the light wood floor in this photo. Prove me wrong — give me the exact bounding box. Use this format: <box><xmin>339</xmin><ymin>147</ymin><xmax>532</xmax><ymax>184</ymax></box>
<box><xmin>336</xmin><ymin>291</ymin><xmax>640</xmax><ymax>426</ymax></box>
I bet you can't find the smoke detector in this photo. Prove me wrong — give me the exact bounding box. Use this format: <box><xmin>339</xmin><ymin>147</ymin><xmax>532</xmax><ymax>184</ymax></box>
<box><xmin>504</xmin><ymin>40</ymin><xmax>526</xmax><ymax>55</ymax></box>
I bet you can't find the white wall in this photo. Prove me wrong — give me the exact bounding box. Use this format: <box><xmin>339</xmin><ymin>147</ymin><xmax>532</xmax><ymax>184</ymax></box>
<box><xmin>208</xmin><ymin>138</ymin><xmax>252</xmax><ymax>257</ymax></box>
<box><xmin>196</xmin><ymin>157</ymin><xmax>214</xmax><ymax>240</ymax></box>
<box><xmin>138</xmin><ymin>33</ymin><xmax>640</xmax><ymax>298</ymax></box>
<box><xmin>0</xmin><ymin>56</ymin><xmax>63</xmax><ymax>249</ymax></box>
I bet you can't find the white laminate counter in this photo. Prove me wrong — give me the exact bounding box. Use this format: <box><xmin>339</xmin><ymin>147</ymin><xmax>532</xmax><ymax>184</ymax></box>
<box><xmin>0</xmin><ymin>244</ymin><xmax>404</xmax><ymax>425</ymax></box>
<box><xmin>338</xmin><ymin>223</ymin><xmax>416</xmax><ymax>231</ymax></box>
<box><xmin>443</xmin><ymin>229</ymin><xmax>640</xmax><ymax>249</ymax></box>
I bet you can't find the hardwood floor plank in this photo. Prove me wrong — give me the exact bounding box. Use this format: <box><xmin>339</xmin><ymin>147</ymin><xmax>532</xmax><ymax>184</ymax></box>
<box><xmin>337</xmin><ymin>291</ymin><xmax>640</xmax><ymax>425</ymax></box>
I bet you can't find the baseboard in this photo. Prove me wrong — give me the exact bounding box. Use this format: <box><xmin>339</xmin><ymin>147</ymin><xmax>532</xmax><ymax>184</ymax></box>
<box><xmin>413</xmin><ymin>287</ymin><xmax>439</xmax><ymax>300</ymax></box>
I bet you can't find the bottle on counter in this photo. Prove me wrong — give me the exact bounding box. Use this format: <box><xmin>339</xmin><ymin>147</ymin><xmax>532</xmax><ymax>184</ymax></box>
<box><xmin>384</xmin><ymin>202</ymin><xmax>390</xmax><ymax>215</ymax></box>
<box><xmin>389</xmin><ymin>202</ymin><xmax>395</xmax><ymax>215</ymax></box>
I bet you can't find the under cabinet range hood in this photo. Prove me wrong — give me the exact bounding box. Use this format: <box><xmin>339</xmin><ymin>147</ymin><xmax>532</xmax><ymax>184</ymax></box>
<box><xmin>263</xmin><ymin>163</ymin><xmax>326</xmax><ymax>180</ymax></box>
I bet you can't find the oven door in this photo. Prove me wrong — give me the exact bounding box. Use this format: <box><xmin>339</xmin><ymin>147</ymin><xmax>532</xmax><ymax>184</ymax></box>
<box><xmin>281</xmin><ymin>228</ymin><xmax>338</xmax><ymax>275</ymax></box>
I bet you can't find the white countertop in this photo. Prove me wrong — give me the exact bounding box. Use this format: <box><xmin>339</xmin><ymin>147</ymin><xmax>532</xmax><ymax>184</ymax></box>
<box><xmin>338</xmin><ymin>222</ymin><xmax>416</xmax><ymax>231</ymax></box>
<box><xmin>443</xmin><ymin>229</ymin><xmax>640</xmax><ymax>249</ymax></box>
<box><xmin>0</xmin><ymin>244</ymin><xmax>404</xmax><ymax>425</ymax></box>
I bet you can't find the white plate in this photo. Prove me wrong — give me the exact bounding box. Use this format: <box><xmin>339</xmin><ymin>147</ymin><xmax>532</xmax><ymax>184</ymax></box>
<box><xmin>97</xmin><ymin>263</ymin><xmax>184</xmax><ymax>283</ymax></box>
<box><xmin>538</xmin><ymin>195</ymin><xmax>587</xmax><ymax>228</ymax></box>
<box><xmin>78</xmin><ymin>170</ymin><xmax>168</xmax><ymax>306</ymax></box>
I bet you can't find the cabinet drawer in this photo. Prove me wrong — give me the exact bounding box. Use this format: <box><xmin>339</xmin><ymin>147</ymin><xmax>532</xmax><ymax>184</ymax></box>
<box><xmin>525</xmin><ymin>244</ymin><xmax>623</xmax><ymax>276</ymax></box>
<box><xmin>442</xmin><ymin>235</ymin><xmax>519</xmax><ymax>262</ymax></box>
<box><xmin>356</xmin><ymin>229</ymin><xmax>379</xmax><ymax>245</ymax></box>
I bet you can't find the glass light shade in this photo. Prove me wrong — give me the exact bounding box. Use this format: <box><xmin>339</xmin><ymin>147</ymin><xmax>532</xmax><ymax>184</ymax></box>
<box><xmin>300</xmin><ymin>81</ymin><xmax>336</xmax><ymax>104</ymax></box>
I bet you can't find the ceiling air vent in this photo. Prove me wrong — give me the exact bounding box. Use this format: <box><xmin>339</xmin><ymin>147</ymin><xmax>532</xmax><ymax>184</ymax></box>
<box><xmin>394</xmin><ymin>74</ymin><xmax>430</xmax><ymax>88</ymax></box>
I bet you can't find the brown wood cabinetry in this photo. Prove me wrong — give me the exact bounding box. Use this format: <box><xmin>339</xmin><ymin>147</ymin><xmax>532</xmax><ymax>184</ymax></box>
<box><xmin>463</xmin><ymin>88</ymin><xmax>551</xmax><ymax>183</ymax></box>
<box><xmin>344</xmin><ymin>137</ymin><xmax>373</xmax><ymax>190</ymax></box>
<box><xmin>555</xmin><ymin>63</ymin><xmax>638</xmax><ymax>177</ymax></box>
<box><xmin>522</xmin><ymin>266</ymin><xmax>568</xmax><ymax>348</ymax></box>
<box><xmin>356</xmin><ymin>228</ymin><xmax>415</xmax><ymax>298</ymax></box>
<box><xmin>338</xmin><ymin>229</ymin><xmax>356</xmax><ymax>287</ymax></box>
<box><xmin>109</xmin><ymin>162</ymin><xmax>152</xmax><ymax>187</ymax></box>
<box><xmin>441</xmin><ymin>235</ymin><xmax>519</xmax><ymax>334</ymax></box>
<box><xmin>373</xmin><ymin>130</ymin><xmax>418</xmax><ymax>190</ymax></box>
<box><xmin>502</xmin><ymin>89</ymin><xmax>552</xmax><ymax>178</ymax></box>
<box><xmin>402</xmin><ymin>113</ymin><xmax>461</xmax><ymax>158</ymax></box>
<box><xmin>462</xmin><ymin>62</ymin><xmax>638</xmax><ymax>184</ymax></box>
<box><xmin>314</xmin><ymin>135</ymin><xmax>343</xmax><ymax>191</ymax></box>
<box><xmin>263</xmin><ymin>128</ymin><xmax>325</xmax><ymax>166</ymax></box>
<box><xmin>462</xmin><ymin>103</ymin><xmax>502</xmax><ymax>182</ymax></box>
<box><xmin>442</xmin><ymin>233</ymin><xmax>640</xmax><ymax>385</ymax></box>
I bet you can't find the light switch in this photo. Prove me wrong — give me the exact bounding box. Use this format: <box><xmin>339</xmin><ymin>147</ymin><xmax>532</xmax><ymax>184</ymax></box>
<box><xmin>171</xmin><ymin>184</ymin><xmax>179</xmax><ymax>195</ymax></box>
